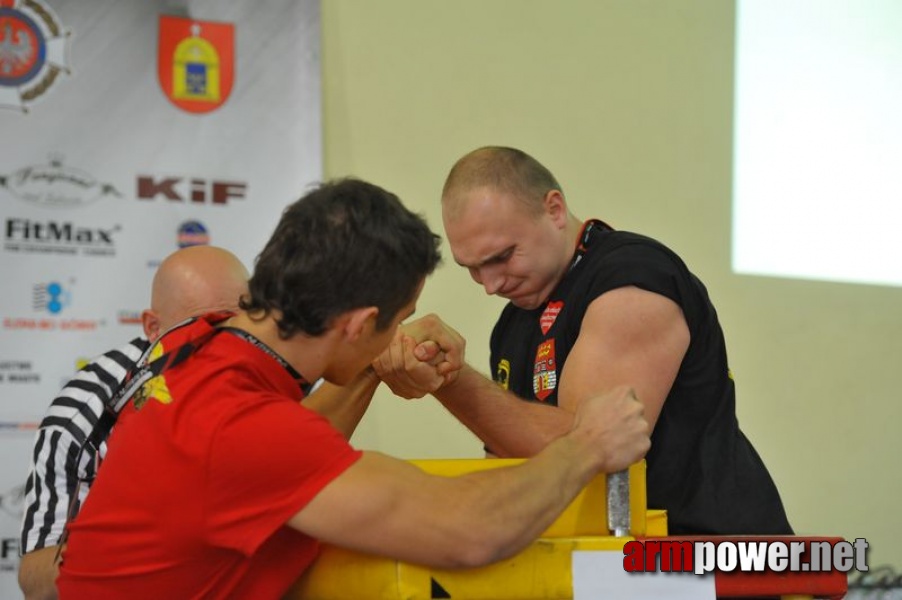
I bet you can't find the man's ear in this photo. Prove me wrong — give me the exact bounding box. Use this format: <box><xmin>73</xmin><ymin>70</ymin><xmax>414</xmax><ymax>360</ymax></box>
<box><xmin>544</xmin><ymin>189</ymin><xmax>568</xmax><ymax>227</ymax></box>
<box><xmin>142</xmin><ymin>309</ymin><xmax>161</xmax><ymax>342</ymax></box>
<box><xmin>342</xmin><ymin>306</ymin><xmax>379</xmax><ymax>341</ymax></box>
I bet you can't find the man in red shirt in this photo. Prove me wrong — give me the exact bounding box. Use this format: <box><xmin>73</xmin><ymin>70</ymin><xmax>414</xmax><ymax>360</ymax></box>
<box><xmin>57</xmin><ymin>178</ymin><xmax>650</xmax><ymax>599</ymax></box>
<box><xmin>19</xmin><ymin>245</ymin><xmax>250</xmax><ymax>600</ymax></box>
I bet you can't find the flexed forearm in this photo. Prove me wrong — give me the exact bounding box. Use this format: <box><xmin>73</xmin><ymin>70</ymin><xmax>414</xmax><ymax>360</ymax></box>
<box><xmin>302</xmin><ymin>369</ymin><xmax>381</xmax><ymax>439</ymax></box>
<box><xmin>433</xmin><ymin>364</ymin><xmax>574</xmax><ymax>457</ymax></box>
<box><xmin>293</xmin><ymin>385</ymin><xmax>649</xmax><ymax>569</ymax></box>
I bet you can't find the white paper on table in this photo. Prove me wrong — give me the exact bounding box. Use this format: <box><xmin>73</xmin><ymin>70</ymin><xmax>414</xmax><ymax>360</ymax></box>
<box><xmin>572</xmin><ymin>551</ymin><xmax>716</xmax><ymax>599</ymax></box>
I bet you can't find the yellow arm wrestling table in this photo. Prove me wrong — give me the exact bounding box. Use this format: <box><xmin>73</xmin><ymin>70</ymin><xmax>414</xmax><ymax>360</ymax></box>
<box><xmin>284</xmin><ymin>459</ymin><xmax>848</xmax><ymax>600</ymax></box>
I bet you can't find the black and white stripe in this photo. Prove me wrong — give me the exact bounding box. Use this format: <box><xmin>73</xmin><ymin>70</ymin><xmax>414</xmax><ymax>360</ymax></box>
<box><xmin>20</xmin><ymin>337</ymin><xmax>150</xmax><ymax>553</ymax></box>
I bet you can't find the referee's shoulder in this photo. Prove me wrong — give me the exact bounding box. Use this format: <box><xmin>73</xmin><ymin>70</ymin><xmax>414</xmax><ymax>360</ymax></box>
<box><xmin>80</xmin><ymin>337</ymin><xmax>149</xmax><ymax>378</ymax></box>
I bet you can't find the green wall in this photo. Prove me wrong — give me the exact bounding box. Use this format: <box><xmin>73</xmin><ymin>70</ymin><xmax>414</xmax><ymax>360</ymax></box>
<box><xmin>321</xmin><ymin>0</ymin><xmax>902</xmax><ymax>568</ymax></box>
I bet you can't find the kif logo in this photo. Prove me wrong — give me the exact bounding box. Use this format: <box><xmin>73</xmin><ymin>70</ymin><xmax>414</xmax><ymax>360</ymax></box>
<box><xmin>33</xmin><ymin>281</ymin><xmax>70</xmax><ymax>314</ymax></box>
<box><xmin>136</xmin><ymin>175</ymin><xmax>246</xmax><ymax>204</ymax></box>
<box><xmin>177</xmin><ymin>220</ymin><xmax>209</xmax><ymax>248</ymax></box>
<box><xmin>0</xmin><ymin>0</ymin><xmax>72</xmax><ymax>112</ymax></box>
<box><xmin>158</xmin><ymin>15</ymin><xmax>234</xmax><ymax>114</ymax></box>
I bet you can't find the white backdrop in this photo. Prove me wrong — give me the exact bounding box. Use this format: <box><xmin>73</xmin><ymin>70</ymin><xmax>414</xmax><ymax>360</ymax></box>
<box><xmin>0</xmin><ymin>0</ymin><xmax>321</xmax><ymax>594</ymax></box>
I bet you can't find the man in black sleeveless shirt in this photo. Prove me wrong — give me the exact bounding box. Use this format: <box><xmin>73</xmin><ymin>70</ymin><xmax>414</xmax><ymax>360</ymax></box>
<box><xmin>377</xmin><ymin>146</ymin><xmax>792</xmax><ymax>535</ymax></box>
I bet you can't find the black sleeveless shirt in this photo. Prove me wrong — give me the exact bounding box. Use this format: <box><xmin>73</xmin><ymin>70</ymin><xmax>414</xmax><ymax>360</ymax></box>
<box><xmin>489</xmin><ymin>222</ymin><xmax>792</xmax><ymax>535</ymax></box>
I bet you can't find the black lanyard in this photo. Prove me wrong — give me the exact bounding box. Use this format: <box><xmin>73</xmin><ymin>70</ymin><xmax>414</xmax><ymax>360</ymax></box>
<box><xmin>58</xmin><ymin>316</ymin><xmax>316</xmax><ymax>560</ymax></box>
<box><xmin>220</xmin><ymin>326</ymin><xmax>314</xmax><ymax>396</ymax></box>
<box><xmin>89</xmin><ymin>317</ymin><xmax>312</xmax><ymax>455</ymax></box>
<box><xmin>84</xmin><ymin>317</ymin><xmax>226</xmax><ymax>456</ymax></box>
<box><xmin>567</xmin><ymin>219</ymin><xmax>609</xmax><ymax>273</ymax></box>
<box><xmin>58</xmin><ymin>315</ymin><xmax>226</xmax><ymax>558</ymax></box>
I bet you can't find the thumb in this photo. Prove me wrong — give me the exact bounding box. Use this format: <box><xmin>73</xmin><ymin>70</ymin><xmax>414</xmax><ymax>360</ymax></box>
<box><xmin>414</xmin><ymin>340</ymin><xmax>441</xmax><ymax>362</ymax></box>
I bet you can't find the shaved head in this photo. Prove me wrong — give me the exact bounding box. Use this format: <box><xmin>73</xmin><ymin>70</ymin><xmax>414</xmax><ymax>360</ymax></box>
<box><xmin>440</xmin><ymin>147</ymin><xmax>584</xmax><ymax>309</ymax></box>
<box><xmin>142</xmin><ymin>246</ymin><xmax>250</xmax><ymax>340</ymax></box>
<box><xmin>442</xmin><ymin>146</ymin><xmax>563</xmax><ymax>219</ymax></box>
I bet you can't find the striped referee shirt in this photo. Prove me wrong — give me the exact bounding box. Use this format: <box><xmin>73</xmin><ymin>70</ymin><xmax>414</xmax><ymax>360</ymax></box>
<box><xmin>20</xmin><ymin>337</ymin><xmax>150</xmax><ymax>553</ymax></box>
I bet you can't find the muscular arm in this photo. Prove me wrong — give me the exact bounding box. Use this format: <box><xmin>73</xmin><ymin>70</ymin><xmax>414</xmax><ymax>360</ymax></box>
<box><xmin>433</xmin><ymin>286</ymin><xmax>689</xmax><ymax>457</ymax></box>
<box><xmin>289</xmin><ymin>385</ymin><xmax>649</xmax><ymax>569</ymax></box>
<box><xmin>557</xmin><ymin>286</ymin><xmax>689</xmax><ymax>430</ymax></box>
<box><xmin>433</xmin><ymin>364</ymin><xmax>574</xmax><ymax>456</ymax></box>
<box><xmin>377</xmin><ymin>315</ymin><xmax>572</xmax><ymax>455</ymax></box>
<box><xmin>300</xmin><ymin>370</ymin><xmax>381</xmax><ymax>439</ymax></box>
<box><xmin>304</xmin><ymin>334</ymin><xmax>449</xmax><ymax>438</ymax></box>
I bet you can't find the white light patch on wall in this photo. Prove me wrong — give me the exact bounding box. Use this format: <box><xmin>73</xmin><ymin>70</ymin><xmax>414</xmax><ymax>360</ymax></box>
<box><xmin>732</xmin><ymin>0</ymin><xmax>902</xmax><ymax>287</ymax></box>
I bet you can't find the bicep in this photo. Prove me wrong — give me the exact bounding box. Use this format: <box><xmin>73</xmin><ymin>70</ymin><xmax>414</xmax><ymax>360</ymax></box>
<box><xmin>558</xmin><ymin>286</ymin><xmax>689</xmax><ymax>429</ymax></box>
<box><xmin>207</xmin><ymin>401</ymin><xmax>362</xmax><ymax>552</ymax></box>
<box><xmin>288</xmin><ymin>452</ymin><xmax>459</xmax><ymax>566</ymax></box>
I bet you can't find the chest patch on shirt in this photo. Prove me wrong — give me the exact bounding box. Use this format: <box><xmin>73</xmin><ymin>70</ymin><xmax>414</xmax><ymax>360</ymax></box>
<box><xmin>133</xmin><ymin>374</ymin><xmax>173</xmax><ymax>410</ymax></box>
<box><xmin>533</xmin><ymin>339</ymin><xmax>557</xmax><ymax>401</ymax></box>
<box><xmin>495</xmin><ymin>359</ymin><xmax>511</xmax><ymax>390</ymax></box>
<box><xmin>539</xmin><ymin>301</ymin><xmax>564</xmax><ymax>335</ymax></box>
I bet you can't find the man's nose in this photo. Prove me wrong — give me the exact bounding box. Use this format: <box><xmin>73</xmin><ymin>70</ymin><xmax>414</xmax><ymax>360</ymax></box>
<box><xmin>480</xmin><ymin>270</ymin><xmax>505</xmax><ymax>296</ymax></box>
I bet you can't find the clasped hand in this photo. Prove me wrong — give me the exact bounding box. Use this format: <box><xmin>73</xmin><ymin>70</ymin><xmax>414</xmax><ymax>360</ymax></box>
<box><xmin>372</xmin><ymin>314</ymin><xmax>466</xmax><ymax>399</ymax></box>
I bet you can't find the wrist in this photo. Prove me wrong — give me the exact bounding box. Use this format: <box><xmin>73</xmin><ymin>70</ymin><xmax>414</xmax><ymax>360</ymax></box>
<box><xmin>356</xmin><ymin>365</ymin><xmax>381</xmax><ymax>390</ymax></box>
<box><xmin>562</xmin><ymin>423</ymin><xmax>608</xmax><ymax>474</ymax></box>
<box><xmin>432</xmin><ymin>362</ymin><xmax>474</xmax><ymax>401</ymax></box>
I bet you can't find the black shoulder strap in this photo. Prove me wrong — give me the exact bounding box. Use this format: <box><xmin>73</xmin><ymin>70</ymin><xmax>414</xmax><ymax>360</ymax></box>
<box><xmin>85</xmin><ymin>321</ymin><xmax>223</xmax><ymax>452</ymax></box>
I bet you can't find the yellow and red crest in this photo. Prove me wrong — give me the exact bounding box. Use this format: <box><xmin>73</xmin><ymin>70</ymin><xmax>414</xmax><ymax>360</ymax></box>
<box><xmin>158</xmin><ymin>15</ymin><xmax>234</xmax><ymax>114</ymax></box>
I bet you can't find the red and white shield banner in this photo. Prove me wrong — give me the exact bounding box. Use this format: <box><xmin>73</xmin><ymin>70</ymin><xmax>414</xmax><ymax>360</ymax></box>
<box><xmin>157</xmin><ymin>14</ymin><xmax>234</xmax><ymax>114</ymax></box>
<box><xmin>539</xmin><ymin>300</ymin><xmax>563</xmax><ymax>335</ymax></box>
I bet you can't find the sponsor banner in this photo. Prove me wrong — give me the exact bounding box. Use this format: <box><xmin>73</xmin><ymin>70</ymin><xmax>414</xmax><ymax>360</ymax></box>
<box><xmin>0</xmin><ymin>0</ymin><xmax>321</xmax><ymax>593</ymax></box>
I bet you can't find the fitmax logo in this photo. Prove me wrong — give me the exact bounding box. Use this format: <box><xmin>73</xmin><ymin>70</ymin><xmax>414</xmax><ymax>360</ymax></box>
<box><xmin>6</xmin><ymin>219</ymin><xmax>119</xmax><ymax>245</ymax></box>
<box><xmin>136</xmin><ymin>176</ymin><xmax>247</xmax><ymax>204</ymax></box>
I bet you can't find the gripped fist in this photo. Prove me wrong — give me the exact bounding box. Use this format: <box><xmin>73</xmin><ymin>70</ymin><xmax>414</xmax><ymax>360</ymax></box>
<box><xmin>372</xmin><ymin>332</ymin><xmax>445</xmax><ymax>399</ymax></box>
<box><xmin>571</xmin><ymin>385</ymin><xmax>651</xmax><ymax>473</ymax></box>
<box><xmin>400</xmin><ymin>314</ymin><xmax>465</xmax><ymax>383</ymax></box>
<box><xmin>372</xmin><ymin>314</ymin><xmax>466</xmax><ymax>399</ymax></box>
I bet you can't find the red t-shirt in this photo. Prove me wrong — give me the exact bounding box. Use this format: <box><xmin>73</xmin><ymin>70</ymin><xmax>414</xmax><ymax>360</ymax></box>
<box><xmin>57</xmin><ymin>315</ymin><xmax>362</xmax><ymax>599</ymax></box>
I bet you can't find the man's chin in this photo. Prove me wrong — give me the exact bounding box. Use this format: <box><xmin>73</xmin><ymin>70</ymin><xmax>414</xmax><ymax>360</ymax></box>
<box><xmin>507</xmin><ymin>296</ymin><xmax>541</xmax><ymax>310</ymax></box>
